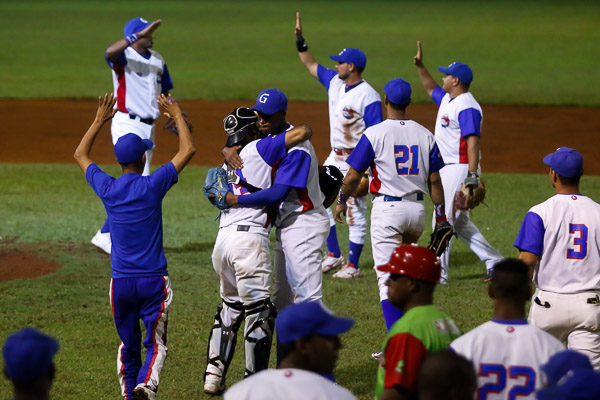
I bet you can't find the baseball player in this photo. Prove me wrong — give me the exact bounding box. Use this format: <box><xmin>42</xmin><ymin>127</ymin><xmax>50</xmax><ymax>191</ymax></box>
<box><xmin>91</xmin><ymin>17</ymin><xmax>174</xmax><ymax>255</ymax></box>
<box><xmin>514</xmin><ymin>147</ymin><xmax>600</xmax><ymax>370</ymax></box>
<box><xmin>74</xmin><ymin>93</ymin><xmax>196</xmax><ymax>400</ymax></box>
<box><xmin>374</xmin><ymin>244</ymin><xmax>460</xmax><ymax>400</ymax></box>
<box><xmin>334</xmin><ymin>78</ymin><xmax>446</xmax><ymax>331</ymax></box>
<box><xmin>413</xmin><ymin>41</ymin><xmax>502</xmax><ymax>283</ymax></box>
<box><xmin>222</xmin><ymin>89</ymin><xmax>329</xmax><ymax>312</ymax></box>
<box><xmin>223</xmin><ymin>302</ymin><xmax>357</xmax><ymax>400</ymax></box>
<box><xmin>203</xmin><ymin>107</ymin><xmax>313</xmax><ymax>395</ymax></box>
<box><xmin>295</xmin><ymin>12</ymin><xmax>383</xmax><ymax>278</ymax></box>
<box><xmin>418</xmin><ymin>351</ymin><xmax>477</xmax><ymax>400</ymax></box>
<box><xmin>451</xmin><ymin>258</ymin><xmax>565</xmax><ymax>399</ymax></box>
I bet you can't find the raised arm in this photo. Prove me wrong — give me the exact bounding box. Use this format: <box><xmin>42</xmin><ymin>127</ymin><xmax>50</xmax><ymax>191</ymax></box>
<box><xmin>413</xmin><ymin>41</ymin><xmax>439</xmax><ymax>97</ymax></box>
<box><xmin>295</xmin><ymin>12</ymin><xmax>319</xmax><ymax>79</ymax></box>
<box><xmin>105</xmin><ymin>19</ymin><xmax>162</xmax><ymax>62</ymax></box>
<box><xmin>285</xmin><ymin>124</ymin><xmax>312</xmax><ymax>148</ymax></box>
<box><xmin>158</xmin><ymin>94</ymin><xmax>196</xmax><ymax>173</ymax></box>
<box><xmin>74</xmin><ymin>93</ymin><xmax>117</xmax><ymax>173</ymax></box>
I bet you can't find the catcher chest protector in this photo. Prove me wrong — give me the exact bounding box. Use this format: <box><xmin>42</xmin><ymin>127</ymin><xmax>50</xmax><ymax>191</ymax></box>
<box><xmin>205</xmin><ymin>300</ymin><xmax>245</xmax><ymax>381</ymax></box>
<box><xmin>224</xmin><ymin>107</ymin><xmax>258</xmax><ymax>147</ymax></box>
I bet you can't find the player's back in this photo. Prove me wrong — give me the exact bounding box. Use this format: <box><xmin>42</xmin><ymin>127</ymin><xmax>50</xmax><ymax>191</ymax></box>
<box><xmin>451</xmin><ymin>320</ymin><xmax>565</xmax><ymax>399</ymax></box>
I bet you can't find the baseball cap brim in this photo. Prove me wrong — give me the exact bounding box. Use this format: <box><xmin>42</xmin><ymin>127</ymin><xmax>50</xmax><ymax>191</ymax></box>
<box><xmin>251</xmin><ymin>103</ymin><xmax>279</xmax><ymax>116</ymax></box>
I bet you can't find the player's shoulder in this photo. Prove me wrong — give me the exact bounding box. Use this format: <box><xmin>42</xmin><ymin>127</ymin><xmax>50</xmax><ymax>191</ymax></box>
<box><xmin>149</xmin><ymin>49</ymin><xmax>164</xmax><ymax>61</ymax></box>
<box><xmin>456</xmin><ymin>91</ymin><xmax>482</xmax><ymax>110</ymax></box>
<box><xmin>358</xmin><ymin>79</ymin><xmax>382</xmax><ymax>101</ymax></box>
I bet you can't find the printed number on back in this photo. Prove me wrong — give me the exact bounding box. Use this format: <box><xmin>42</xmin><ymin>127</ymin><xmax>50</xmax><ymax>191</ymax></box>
<box><xmin>567</xmin><ymin>223</ymin><xmax>588</xmax><ymax>259</ymax></box>
<box><xmin>478</xmin><ymin>364</ymin><xmax>535</xmax><ymax>400</ymax></box>
<box><xmin>394</xmin><ymin>145</ymin><xmax>419</xmax><ymax>175</ymax></box>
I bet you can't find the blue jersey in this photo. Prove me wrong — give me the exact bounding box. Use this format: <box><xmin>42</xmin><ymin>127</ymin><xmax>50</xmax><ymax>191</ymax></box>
<box><xmin>86</xmin><ymin>162</ymin><xmax>178</xmax><ymax>278</ymax></box>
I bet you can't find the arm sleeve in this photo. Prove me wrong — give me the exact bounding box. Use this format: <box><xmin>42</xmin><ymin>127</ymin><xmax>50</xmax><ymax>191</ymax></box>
<box><xmin>346</xmin><ymin>135</ymin><xmax>375</xmax><ymax>173</ymax></box>
<box><xmin>161</xmin><ymin>64</ymin><xmax>174</xmax><ymax>94</ymax></box>
<box><xmin>256</xmin><ymin>133</ymin><xmax>288</xmax><ymax>166</ymax></box>
<box><xmin>383</xmin><ymin>332</ymin><xmax>428</xmax><ymax>392</ymax></box>
<box><xmin>514</xmin><ymin>211</ymin><xmax>545</xmax><ymax>255</ymax></box>
<box><xmin>105</xmin><ymin>52</ymin><xmax>127</xmax><ymax>69</ymax></box>
<box><xmin>237</xmin><ymin>183</ymin><xmax>291</xmax><ymax>207</ymax></box>
<box><xmin>273</xmin><ymin>149</ymin><xmax>311</xmax><ymax>188</ymax></box>
<box><xmin>317</xmin><ymin>64</ymin><xmax>337</xmax><ymax>91</ymax></box>
<box><xmin>363</xmin><ymin>101</ymin><xmax>383</xmax><ymax>128</ymax></box>
<box><xmin>149</xmin><ymin>162</ymin><xmax>179</xmax><ymax>197</ymax></box>
<box><xmin>429</xmin><ymin>142</ymin><xmax>445</xmax><ymax>173</ymax></box>
<box><xmin>458</xmin><ymin>108</ymin><xmax>482</xmax><ymax>138</ymax></box>
<box><xmin>85</xmin><ymin>163</ymin><xmax>113</xmax><ymax>198</ymax></box>
<box><xmin>431</xmin><ymin>87</ymin><xmax>446</xmax><ymax>107</ymax></box>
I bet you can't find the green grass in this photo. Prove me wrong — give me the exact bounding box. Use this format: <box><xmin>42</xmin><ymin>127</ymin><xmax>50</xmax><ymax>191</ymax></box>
<box><xmin>1</xmin><ymin>164</ymin><xmax>599</xmax><ymax>399</ymax></box>
<box><xmin>1</xmin><ymin>0</ymin><xmax>599</xmax><ymax>105</ymax></box>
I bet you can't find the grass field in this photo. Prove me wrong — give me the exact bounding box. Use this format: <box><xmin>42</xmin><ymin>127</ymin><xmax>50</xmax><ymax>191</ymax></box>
<box><xmin>1</xmin><ymin>0</ymin><xmax>599</xmax><ymax>105</ymax></box>
<box><xmin>1</xmin><ymin>164</ymin><xmax>599</xmax><ymax>399</ymax></box>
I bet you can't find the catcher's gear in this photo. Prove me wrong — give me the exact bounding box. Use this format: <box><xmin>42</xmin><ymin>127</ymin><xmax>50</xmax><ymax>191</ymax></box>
<box><xmin>243</xmin><ymin>298</ymin><xmax>276</xmax><ymax>376</ymax></box>
<box><xmin>376</xmin><ymin>244</ymin><xmax>441</xmax><ymax>283</ymax></box>
<box><xmin>224</xmin><ymin>107</ymin><xmax>258</xmax><ymax>147</ymax></box>
<box><xmin>204</xmin><ymin>167</ymin><xmax>230</xmax><ymax>210</ymax></box>
<box><xmin>226</xmin><ymin>164</ymin><xmax>261</xmax><ymax>193</ymax></box>
<box><xmin>427</xmin><ymin>221</ymin><xmax>454</xmax><ymax>257</ymax></box>
<box><xmin>319</xmin><ymin>165</ymin><xmax>343</xmax><ymax>208</ymax></box>
<box><xmin>352</xmin><ymin>174</ymin><xmax>369</xmax><ymax>197</ymax></box>
<box><xmin>455</xmin><ymin>177</ymin><xmax>487</xmax><ymax>211</ymax></box>
<box><xmin>163</xmin><ymin>112</ymin><xmax>193</xmax><ymax>136</ymax></box>
<box><xmin>205</xmin><ymin>300</ymin><xmax>245</xmax><ymax>381</ymax></box>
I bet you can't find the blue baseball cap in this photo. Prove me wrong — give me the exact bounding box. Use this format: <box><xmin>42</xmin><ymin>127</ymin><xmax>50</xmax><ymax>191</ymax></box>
<box><xmin>124</xmin><ymin>17</ymin><xmax>152</xmax><ymax>37</ymax></box>
<box><xmin>330</xmin><ymin>48</ymin><xmax>367</xmax><ymax>69</ymax></box>
<box><xmin>3</xmin><ymin>327</ymin><xmax>59</xmax><ymax>382</ymax></box>
<box><xmin>384</xmin><ymin>78</ymin><xmax>412</xmax><ymax>105</ymax></box>
<box><xmin>276</xmin><ymin>302</ymin><xmax>355</xmax><ymax>344</ymax></box>
<box><xmin>114</xmin><ymin>133</ymin><xmax>154</xmax><ymax>164</ymax></box>
<box><xmin>251</xmin><ymin>89</ymin><xmax>288</xmax><ymax>115</ymax></box>
<box><xmin>536</xmin><ymin>368</ymin><xmax>600</xmax><ymax>400</ymax></box>
<box><xmin>541</xmin><ymin>350</ymin><xmax>593</xmax><ymax>387</ymax></box>
<box><xmin>437</xmin><ymin>62</ymin><xmax>473</xmax><ymax>85</ymax></box>
<box><xmin>543</xmin><ymin>147</ymin><xmax>584</xmax><ymax>178</ymax></box>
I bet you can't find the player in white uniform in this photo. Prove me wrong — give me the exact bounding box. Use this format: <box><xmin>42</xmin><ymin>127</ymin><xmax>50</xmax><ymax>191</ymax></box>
<box><xmin>414</xmin><ymin>41</ymin><xmax>502</xmax><ymax>282</ymax></box>
<box><xmin>295</xmin><ymin>13</ymin><xmax>383</xmax><ymax>278</ymax></box>
<box><xmin>515</xmin><ymin>147</ymin><xmax>600</xmax><ymax>370</ymax></box>
<box><xmin>451</xmin><ymin>259</ymin><xmax>565</xmax><ymax>399</ymax></box>
<box><xmin>223</xmin><ymin>301</ymin><xmax>357</xmax><ymax>400</ymax></box>
<box><xmin>92</xmin><ymin>18</ymin><xmax>174</xmax><ymax>254</ymax></box>
<box><xmin>204</xmin><ymin>108</ymin><xmax>312</xmax><ymax>395</ymax></box>
<box><xmin>334</xmin><ymin>78</ymin><xmax>446</xmax><ymax>331</ymax></box>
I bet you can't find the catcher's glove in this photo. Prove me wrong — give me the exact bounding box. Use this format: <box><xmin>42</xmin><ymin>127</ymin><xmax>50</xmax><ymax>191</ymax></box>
<box><xmin>163</xmin><ymin>112</ymin><xmax>193</xmax><ymax>136</ymax></box>
<box><xmin>351</xmin><ymin>174</ymin><xmax>369</xmax><ymax>197</ymax></box>
<box><xmin>203</xmin><ymin>167</ymin><xmax>230</xmax><ymax>210</ymax></box>
<box><xmin>455</xmin><ymin>176</ymin><xmax>487</xmax><ymax>211</ymax></box>
<box><xmin>427</xmin><ymin>221</ymin><xmax>454</xmax><ymax>257</ymax></box>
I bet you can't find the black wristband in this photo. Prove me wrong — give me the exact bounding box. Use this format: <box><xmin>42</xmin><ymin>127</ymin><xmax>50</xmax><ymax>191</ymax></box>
<box><xmin>468</xmin><ymin>170</ymin><xmax>479</xmax><ymax>178</ymax></box>
<box><xmin>296</xmin><ymin>37</ymin><xmax>308</xmax><ymax>52</ymax></box>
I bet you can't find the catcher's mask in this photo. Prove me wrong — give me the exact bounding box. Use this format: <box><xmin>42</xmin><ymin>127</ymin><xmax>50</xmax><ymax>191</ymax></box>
<box><xmin>224</xmin><ymin>107</ymin><xmax>259</xmax><ymax>147</ymax></box>
<box><xmin>319</xmin><ymin>165</ymin><xmax>344</xmax><ymax>208</ymax></box>
<box><xmin>377</xmin><ymin>244</ymin><xmax>441</xmax><ymax>283</ymax></box>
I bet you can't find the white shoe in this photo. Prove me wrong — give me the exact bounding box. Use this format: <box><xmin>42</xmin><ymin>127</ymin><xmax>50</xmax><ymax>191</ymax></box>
<box><xmin>322</xmin><ymin>253</ymin><xmax>345</xmax><ymax>272</ymax></box>
<box><xmin>371</xmin><ymin>351</ymin><xmax>383</xmax><ymax>360</ymax></box>
<box><xmin>333</xmin><ymin>263</ymin><xmax>361</xmax><ymax>279</ymax></box>
<box><xmin>91</xmin><ymin>230</ymin><xmax>111</xmax><ymax>255</ymax></box>
<box><xmin>132</xmin><ymin>384</ymin><xmax>156</xmax><ymax>400</ymax></box>
<box><xmin>204</xmin><ymin>373</ymin><xmax>225</xmax><ymax>396</ymax></box>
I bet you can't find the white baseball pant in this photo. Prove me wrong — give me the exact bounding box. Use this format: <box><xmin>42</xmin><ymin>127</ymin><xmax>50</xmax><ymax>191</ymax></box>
<box><xmin>111</xmin><ymin>111</ymin><xmax>155</xmax><ymax>176</ymax></box>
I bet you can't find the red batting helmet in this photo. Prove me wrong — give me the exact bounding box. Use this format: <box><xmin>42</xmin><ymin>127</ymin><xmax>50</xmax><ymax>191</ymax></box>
<box><xmin>377</xmin><ymin>244</ymin><xmax>441</xmax><ymax>283</ymax></box>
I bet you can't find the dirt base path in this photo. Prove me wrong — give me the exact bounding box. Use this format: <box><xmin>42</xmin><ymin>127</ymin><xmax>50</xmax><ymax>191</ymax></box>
<box><xmin>1</xmin><ymin>99</ymin><xmax>598</xmax><ymax>175</ymax></box>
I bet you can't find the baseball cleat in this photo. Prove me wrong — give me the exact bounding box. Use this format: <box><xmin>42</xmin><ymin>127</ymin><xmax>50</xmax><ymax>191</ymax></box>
<box><xmin>332</xmin><ymin>263</ymin><xmax>361</xmax><ymax>279</ymax></box>
<box><xmin>482</xmin><ymin>270</ymin><xmax>493</xmax><ymax>283</ymax></box>
<box><xmin>131</xmin><ymin>384</ymin><xmax>156</xmax><ymax>400</ymax></box>
<box><xmin>91</xmin><ymin>230</ymin><xmax>111</xmax><ymax>255</ymax></box>
<box><xmin>321</xmin><ymin>253</ymin><xmax>345</xmax><ymax>272</ymax></box>
<box><xmin>204</xmin><ymin>373</ymin><xmax>226</xmax><ymax>396</ymax></box>
<box><xmin>371</xmin><ymin>351</ymin><xmax>383</xmax><ymax>360</ymax></box>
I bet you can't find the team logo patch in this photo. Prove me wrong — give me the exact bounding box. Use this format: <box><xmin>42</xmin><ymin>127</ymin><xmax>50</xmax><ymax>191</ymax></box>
<box><xmin>342</xmin><ymin>106</ymin><xmax>354</xmax><ymax>119</ymax></box>
<box><xmin>399</xmin><ymin>121</ymin><xmax>405</xmax><ymax>125</ymax></box>
<box><xmin>284</xmin><ymin>370</ymin><xmax>293</xmax><ymax>378</ymax></box>
<box><xmin>571</xmin><ymin>195</ymin><xmax>578</xmax><ymax>200</ymax></box>
<box><xmin>441</xmin><ymin>114</ymin><xmax>450</xmax><ymax>128</ymax></box>
<box><xmin>506</xmin><ymin>326</ymin><xmax>515</xmax><ymax>333</ymax></box>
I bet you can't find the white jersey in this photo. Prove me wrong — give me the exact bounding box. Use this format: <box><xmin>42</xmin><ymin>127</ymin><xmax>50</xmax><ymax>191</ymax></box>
<box><xmin>110</xmin><ymin>47</ymin><xmax>168</xmax><ymax>119</ymax></box>
<box><xmin>433</xmin><ymin>88</ymin><xmax>483</xmax><ymax>165</ymax></box>
<box><xmin>514</xmin><ymin>194</ymin><xmax>600</xmax><ymax>293</ymax></box>
<box><xmin>223</xmin><ymin>368</ymin><xmax>357</xmax><ymax>400</ymax></box>
<box><xmin>347</xmin><ymin>119</ymin><xmax>443</xmax><ymax>198</ymax></box>
<box><xmin>451</xmin><ymin>320</ymin><xmax>565</xmax><ymax>399</ymax></box>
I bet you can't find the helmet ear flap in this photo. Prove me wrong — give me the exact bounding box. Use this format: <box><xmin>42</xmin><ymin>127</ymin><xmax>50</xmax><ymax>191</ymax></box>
<box><xmin>224</xmin><ymin>107</ymin><xmax>259</xmax><ymax>147</ymax></box>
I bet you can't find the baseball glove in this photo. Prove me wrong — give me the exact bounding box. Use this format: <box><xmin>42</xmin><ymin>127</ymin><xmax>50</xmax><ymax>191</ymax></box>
<box><xmin>454</xmin><ymin>177</ymin><xmax>487</xmax><ymax>211</ymax></box>
<box><xmin>163</xmin><ymin>112</ymin><xmax>193</xmax><ymax>136</ymax></box>
<box><xmin>203</xmin><ymin>168</ymin><xmax>230</xmax><ymax>210</ymax></box>
<box><xmin>427</xmin><ymin>221</ymin><xmax>454</xmax><ymax>256</ymax></box>
<box><xmin>351</xmin><ymin>174</ymin><xmax>369</xmax><ymax>197</ymax></box>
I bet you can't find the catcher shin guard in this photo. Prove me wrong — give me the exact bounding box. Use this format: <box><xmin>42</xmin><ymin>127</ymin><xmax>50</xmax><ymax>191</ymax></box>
<box><xmin>243</xmin><ymin>298</ymin><xmax>277</xmax><ymax>376</ymax></box>
<box><xmin>205</xmin><ymin>300</ymin><xmax>245</xmax><ymax>380</ymax></box>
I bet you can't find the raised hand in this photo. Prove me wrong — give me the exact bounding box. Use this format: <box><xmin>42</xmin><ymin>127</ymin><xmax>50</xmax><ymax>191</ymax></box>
<box><xmin>295</xmin><ymin>12</ymin><xmax>303</xmax><ymax>38</ymax></box>
<box><xmin>139</xmin><ymin>19</ymin><xmax>162</xmax><ymax>38</ymax></box>
<box><xmin>414</xmin><ymin>40</ymin><xmax>424</xmax><ymax>67</ymax></box>
<box><xmin>95</xmin><ymin>93</ymin><xmax>117</xmax><ymax>123</ymax></box>
<box><xmin>157</xmin><ymin>93</ymin><xmax>181</xmax><ymax>119</ymax></box>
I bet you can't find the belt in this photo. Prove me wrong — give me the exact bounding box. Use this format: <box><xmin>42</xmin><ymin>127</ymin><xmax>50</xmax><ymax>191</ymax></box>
<box><xmin>129</xmin><ymin>114</ymin><xmax>154</xmax><ymax>125</ymax></box>
<box><xmin>383</xmin><ymin>193</ymin><xmax>424</xmax><ymax>202</ymax></box>
<box><xmin>535</xmin><ymin>294</ymin><xmax>600</xmax><ymax>308</ymax></box>
<box><xmin>333</xmin><ymin>148</ymin><xmax>353</xmax><ymax>156</ymax></box>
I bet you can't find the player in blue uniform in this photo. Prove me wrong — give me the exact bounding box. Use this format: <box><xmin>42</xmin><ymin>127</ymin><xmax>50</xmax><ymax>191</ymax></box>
<box><xmin>74</xmin><ymin>93</ymin><xmax>195</xmax><ymax>400</ymax></box>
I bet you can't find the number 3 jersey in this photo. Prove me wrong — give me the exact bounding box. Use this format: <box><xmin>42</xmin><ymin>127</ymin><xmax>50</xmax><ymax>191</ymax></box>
<box><xmin>451</xmin><ymin>320</ymin><xmax>565</xmax><ymax>399</ymax></box>
<box><xmin>514</xmin><ymin>194</ymin><xmax>600</xmax><ymax>293</ymax></box>
<box><xmin>346</xmin><ymin>119</ymin><xmax>444</xmax><ymax>197</ymax></box>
